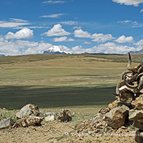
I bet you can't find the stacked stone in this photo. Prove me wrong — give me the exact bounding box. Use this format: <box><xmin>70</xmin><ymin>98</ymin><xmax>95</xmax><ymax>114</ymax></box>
<box><xmin>129</xmin><ymin>95</ymin><xmax>143</xmax><ymax>143</ymax></box>
<box><xmin>75</xmin><ymin>56</ymin><xmax>143</xmax><ymax>142</ymax></box>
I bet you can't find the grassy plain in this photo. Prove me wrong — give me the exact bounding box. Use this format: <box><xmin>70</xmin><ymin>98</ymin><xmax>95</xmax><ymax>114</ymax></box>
<box><xmin>0</xmin><ymin>54</ymin><xmax>142</xmax><ymax>109</ymax></box>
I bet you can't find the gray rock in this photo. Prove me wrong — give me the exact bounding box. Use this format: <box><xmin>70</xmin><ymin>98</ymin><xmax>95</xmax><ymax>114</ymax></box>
<box><xmin>0</xmin><ymin>118</ymin><xmax>14</xmax><ymax>129</ymax></box>
<box><xmin>104</xmin><ymin>105</ymin><xmax>129</xmax><ymax>129</ymax></box>
<box><xmin>16</xmin><ymin>104</ymin><xmax>40</xmax><ymax>119</ymax></box>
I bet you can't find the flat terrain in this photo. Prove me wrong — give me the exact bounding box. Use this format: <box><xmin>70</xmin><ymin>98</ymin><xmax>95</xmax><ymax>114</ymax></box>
<box><xmin>0</xmin><ymin>54</ymin><xmax>141</xmax><ymax>143</ymax></box>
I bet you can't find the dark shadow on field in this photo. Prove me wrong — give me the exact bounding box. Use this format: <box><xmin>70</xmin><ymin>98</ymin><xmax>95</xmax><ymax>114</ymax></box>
<box><xmin>0</xmin><ymin>86</ymin><xmax>115</xmax><ymax>109</ymax></box>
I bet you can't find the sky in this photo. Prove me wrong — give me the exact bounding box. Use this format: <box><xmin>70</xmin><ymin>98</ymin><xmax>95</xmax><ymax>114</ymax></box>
<box><xmin>0</xmin><ymin>0</ymin><xmax>143</xmax><ymax>55</ymax></box>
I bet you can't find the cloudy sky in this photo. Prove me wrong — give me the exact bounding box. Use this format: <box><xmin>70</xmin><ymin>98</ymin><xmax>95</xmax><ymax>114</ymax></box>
<box><xmin>0</xmin><ymin>0</ymin><xmax>143</xmax><ymax>55</ymax></box>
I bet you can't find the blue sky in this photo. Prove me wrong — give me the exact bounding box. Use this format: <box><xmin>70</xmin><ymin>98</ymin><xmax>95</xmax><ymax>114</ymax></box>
<box><xmin>0</xmin><ymin>0</ymin><xmax>143</xmax><ymax>55</ymax></box>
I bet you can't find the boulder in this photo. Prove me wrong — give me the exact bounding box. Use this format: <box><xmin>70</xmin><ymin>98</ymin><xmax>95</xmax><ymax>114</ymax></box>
<box><xmin>108</xmin><ymin>100</ymin><xmax>119</xmax><ymax>110</ymax></box>
<box><xmin>0</xmin><ymin>118</ymin><xmax>14</xmax><ymax>129</ymax></box>
<box><xmin>104</xmin><ymin>105</ymin><xmax>129</xmax><ymax>129</ymax></box>
<box><xmin>119</xmin><ymin>89</ymin><xmax>134</xmax><ymax>104</ymax></box>
<box><xmin>129</xmin><ymin>110</ymin><xmax>143</xmax><ymax>131</ymax></box>
<box><xmin>132</xmin><ymin>94</ymin><xmax>143</xmax><ymax>110</ymax></box>
<box><xmin>14</xmin><ymin>116</ymin><xmax>43</xmax><ymax>127</ymax></box>
<box><xmin>44</xmin><ymin>112</ymin><xmax>56</xmax><ymax>121</ymax></box>
<box><xmin>129</xmin><ymin>110</ymin><xmax>143</xmax><ymax>123</ymax></box>
<box><xmin>135</xmin><ymin>130</ymin><xmax>143</xmax><ymax>143</ymax></box>
<box><xmin>58</xmin><ymin>109</ymin><xmax>72</xmax><ymax>122</ymax></box>
<box><xmin>133</xmin><ymin>121</ymin><xmax>143</xmax><ymax>131</ymax></box>
<box><xmin>16</xmin><ymin>104</ymin><xmax>40</xmax><ymax>119</ymax></box>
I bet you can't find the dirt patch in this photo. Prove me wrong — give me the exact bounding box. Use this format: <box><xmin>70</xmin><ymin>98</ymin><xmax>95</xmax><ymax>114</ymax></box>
<box><xmin>0</xmin><ymin>121</ymin><xmax>136</xmax><ymax>143</ymax></box>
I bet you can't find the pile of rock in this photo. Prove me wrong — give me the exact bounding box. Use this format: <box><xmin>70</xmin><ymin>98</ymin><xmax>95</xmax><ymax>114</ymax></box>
<box><xmin>75</xmin><ymin>54</ymin><xmax>143</xmax><ymax>142</ymax></box>
<box><xmin>0</xmin><ymin>104</ymin><xmax>43</xmax><ymax>129</ymax></box>
<box><xmin>0</xmin><ymin>104</ymin><xmax>73</xmax><ymax>129</ymax></box>
<box><xmin>13</xmin><ymin>104</ymin><xmax>43</xmax><ymax>127</ymax></box>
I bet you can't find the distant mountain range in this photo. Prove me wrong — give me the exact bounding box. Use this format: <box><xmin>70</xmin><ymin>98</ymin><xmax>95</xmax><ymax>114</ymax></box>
<box><xmin>0</xmin><ymin>54</ymin><xmax>5</xmax><ymax>56</ymax></box>
<box><xmin>43</xmin><ymin>46</ymin><xmax>67</xmax><ymax>55</ymax></box>
<box><xmin>131</xmin><ymin>49</ymin><xmax>143</xmax><ymax>54</ymax></box>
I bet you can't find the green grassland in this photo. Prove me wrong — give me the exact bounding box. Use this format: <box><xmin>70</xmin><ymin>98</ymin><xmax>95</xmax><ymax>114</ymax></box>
<box><xmin>0</xmin><ymin>54</ymin><xmax>142</xmax><ymax>109</ymax></box>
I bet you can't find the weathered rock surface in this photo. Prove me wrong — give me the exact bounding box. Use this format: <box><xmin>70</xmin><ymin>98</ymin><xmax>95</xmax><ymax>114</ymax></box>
<box><xmin>14</xmin><ymin>116</ymin><xmax>43</xmax><ymax>127</ymax></box>
<box><xmin>132</xmin><ymin>94</ymin><xmax>143</xmax><ymax>110</ymax></box>
<box><xmin>104</xmin><ymin>105</ymin><xmax>129</xmax><ymax>129</ymax></box>
<box><xmin>16</xmin><ymin>104</ymin><xmax>40</xmax><ymax>119</ymax></box>
<box><xmin>129</xmin><ymin>110</ymin><xmax>143</xmax><ymax>123</ymax></box>
<box><xmin>58</xmin><ymin>109</ymin><xmax>72</xmax><ymax>122</ymax></box>
<box><xmin>0</xmin><ymin>118</ymin><xmax>14</xmax><ymax>129</ymax></box>
<box><xmin>129</xmin><ymin>110</ymin><xmax>143</xmax><ymax>131</ymax></box>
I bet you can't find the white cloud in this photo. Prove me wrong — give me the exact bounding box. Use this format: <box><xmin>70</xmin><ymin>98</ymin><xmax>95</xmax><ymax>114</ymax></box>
<box><xmin>118</xmin><ymin>20</ymin><xmax>143</xmax><ymax>28</ymax></box>
<box><xmin>112</xmin><ymin>0</ymin><xmax>143</xmax><ymax>6</ymax></box>
<box><xmin>0</xmin><ymin>35</ymin><xmax>4</xmax><ymax>42</ymax></box>
<box><xmin>135</xmin><ymin>39</ymin><xmax>143</xmax><ymax>46</ymax></box>
<box><xmin>60</xmin><ymin>21</ymin><xmax>78</xmax><ymax>26</ymax></box>
<box><xmin>27</xmin><ymin>26</ymin><xmax>49</xmax><ymax>29</ymax></box>
<box><xmin>0</xmin><ymin>40</ymin><xmax>71</xmax><ymax>55</ymax></box>
<box><xmin>115</xmin><ymin>35</ymin><xmax>134</xmax><ymax>43</ymax></box>
<box><xmin>92</xmin><ymin>33</ymin><xmax>113</xmax><ymax>43</ymax></box>
<box><xmin>5</xmin><ymin>28</ymin><xmax>33</xmax><ymax>40</ymax></box>
<box><xmin>74</xmin><ymin>28</ymin><xmax>91</xmax><ymax>38</ymax></box>
<box><xmin>43</xmin><ymin>0</ymin><xmax>65</xmax><ymax>4</ymax></box>
<box><xmin>0</xmin><ymin>39</ymin><xmax>138</xmax><ymax>55</ymax></box>
<box><xmin>41</xmin><ymin>13</ymin><xmax>64</xmax><ymax>18</ymax></box>
<box><xmin>70</xmin><ymin>42</ymin><xmax>135</xmax><ymax>54</ymax></box>
<box><xmin>84</xmin><ymin>41</ymin><xmax>91</xmax><ymax>45</ymax></box>
<box><xmin>140</xmin><ymin>9</ymin><xmax>143</xmax><ymax>13</ymax></box>
<box><xmin>0</xmin><ymin>19</ymin><xmax>29</xmax><ymax>28</ymax></box>
<box><xmin>92</xmin><ymin>42</ymin><xmax>135</xmax><ymax>54</ymax></box>
<box><xmin>43</xmin><ymin>24</ymin><xmax>70</xmax><ymax>37</ymax></box>
<box><xmin>53</xmin><ymin>36</ymin><xmax>74</xmax><ymax>42</ymax></box>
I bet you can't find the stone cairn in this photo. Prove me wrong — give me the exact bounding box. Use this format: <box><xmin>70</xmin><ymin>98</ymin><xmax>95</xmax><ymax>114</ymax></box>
<box><xmin>75</xmin><ymin>53</ymin><xmax>143</xmax><ymax>143</ymax></box>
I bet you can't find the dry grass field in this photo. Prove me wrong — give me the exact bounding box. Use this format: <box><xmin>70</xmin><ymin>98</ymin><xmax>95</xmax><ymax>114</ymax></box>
<box><xmin>0</xmin><ymin>54</ymin><xmax>141</xmax><ymax>143</ymax></box>
<box><xmin>0</xmin><ymin>54</ymin><xmax>134</xmax><ymax>109</ymax></box>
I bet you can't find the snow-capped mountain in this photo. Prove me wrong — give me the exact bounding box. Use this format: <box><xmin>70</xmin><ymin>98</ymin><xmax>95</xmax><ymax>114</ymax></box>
<box><xmin>43</xmin><ymin>45</ymin><xmax>69</xmax><ymax>54</ymax></box>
